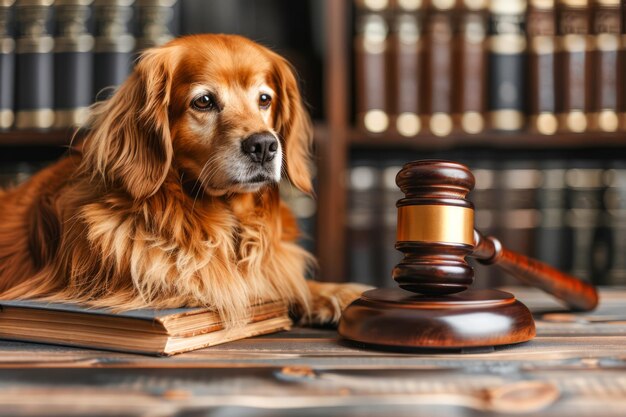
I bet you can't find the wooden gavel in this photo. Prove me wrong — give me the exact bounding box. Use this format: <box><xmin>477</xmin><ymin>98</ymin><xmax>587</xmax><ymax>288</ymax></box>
<box><xmin>393</xmin><ymin>160</ymin><xmax>599</xmax><ymax>312</ymax></box>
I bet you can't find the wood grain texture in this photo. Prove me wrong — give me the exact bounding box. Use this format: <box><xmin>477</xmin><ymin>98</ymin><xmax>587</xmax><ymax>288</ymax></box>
<box><xmin>0</xmin><ymin>287</ymin><xmax>624</xmax><ymax>417</ymax></box>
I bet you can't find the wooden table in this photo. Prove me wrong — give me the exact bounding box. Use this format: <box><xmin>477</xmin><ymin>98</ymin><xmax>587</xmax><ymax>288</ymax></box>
<box><xmin>0</xmin><ymin>287</ymin><xmax>625</xmax><ymax>417</ymax></box>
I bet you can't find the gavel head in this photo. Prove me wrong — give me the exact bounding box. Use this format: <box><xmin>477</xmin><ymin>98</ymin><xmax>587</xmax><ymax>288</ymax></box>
<box><xmin>393</xmin><ymin>160</ymin><xmax>476</xmax><ymax>295</ymax></box>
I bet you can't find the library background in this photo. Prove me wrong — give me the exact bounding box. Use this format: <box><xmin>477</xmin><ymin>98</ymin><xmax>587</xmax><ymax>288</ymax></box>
<box><xmin>0</xmin><ymin>0</ymin><xmax>625</xmax><ymax>290</ymax></box>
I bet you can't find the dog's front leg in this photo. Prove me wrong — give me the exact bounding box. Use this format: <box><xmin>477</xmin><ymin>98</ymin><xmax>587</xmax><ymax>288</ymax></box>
<box><xmin>299</xmin><ymin>281</ymin><xmax>372</xmax><ymax>326</ymax></box>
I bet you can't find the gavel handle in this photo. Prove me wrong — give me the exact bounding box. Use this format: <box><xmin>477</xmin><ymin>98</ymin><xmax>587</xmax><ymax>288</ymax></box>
<box><xmin>472</xmin><ymin>230</ymin><xmax>599</xmax><ymax>312</ymax></box>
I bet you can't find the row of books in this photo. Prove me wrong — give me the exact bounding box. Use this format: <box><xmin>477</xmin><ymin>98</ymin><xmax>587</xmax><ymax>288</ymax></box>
<box><xmin>354</xmin><ymin>0</ymin><xmax>626</xmax><ymax>136</ymax></box>
<box><xmin>347</xmin><ymin>157</ymin><xmax>626</xmax><ymax>289</ymax></box>
<box><xmin>0</xmin><ymin>0</ymin><xmax>179</xmax><ymax>131</ymax></box>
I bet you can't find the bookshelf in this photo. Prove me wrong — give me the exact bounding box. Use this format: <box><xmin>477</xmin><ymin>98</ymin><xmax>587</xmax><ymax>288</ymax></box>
<box><xmin>1</xmin><ymin>0</ymin><xmax>626</xmax><ymax>284</ymax></box>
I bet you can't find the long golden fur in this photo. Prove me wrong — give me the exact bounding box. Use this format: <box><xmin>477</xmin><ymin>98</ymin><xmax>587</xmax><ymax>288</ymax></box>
<box><xmin>0</xmin><ymin>34</ymin><xmax>366</xmax><ymax>325</ymax></box>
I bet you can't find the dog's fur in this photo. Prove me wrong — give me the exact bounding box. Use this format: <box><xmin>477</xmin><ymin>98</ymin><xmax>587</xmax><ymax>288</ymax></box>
<box><xmin>0</xmin><ymin>34</ymin><xmax>366</xmax><ymax>325</ymax></box>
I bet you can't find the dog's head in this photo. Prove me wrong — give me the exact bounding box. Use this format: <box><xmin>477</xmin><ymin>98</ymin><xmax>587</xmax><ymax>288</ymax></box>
<box><xmin>83</xmin><ymin>34</ymin><xmax>313</xmax><ymax>199</ymax></box>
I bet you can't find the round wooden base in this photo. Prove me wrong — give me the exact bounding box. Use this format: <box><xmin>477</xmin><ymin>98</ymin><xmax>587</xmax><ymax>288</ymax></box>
<box><xmin>338</xmin><ymin>288</ymin><xmax>535</xmax><ymax>350</ymax></box>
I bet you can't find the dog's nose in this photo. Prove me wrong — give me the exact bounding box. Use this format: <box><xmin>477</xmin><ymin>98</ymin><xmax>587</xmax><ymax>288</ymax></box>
<box><xmin>241</xmin><ymin>133</ymin><xmax>278</xmax><ymax>164</ymax></box>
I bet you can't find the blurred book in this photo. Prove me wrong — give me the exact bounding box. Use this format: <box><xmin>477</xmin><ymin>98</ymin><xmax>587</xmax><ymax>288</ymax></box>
<box><xmin>93</xmin><ymin>0</ymin><xmax>136</xmax><ymax>101</ymax></box>
<box><xmin>556</xmin><ymin>0</ymin><xmax>591</xmax><ymax>133</ymax></box>
<box><xmin>14</xmin><ymin>0</ymin><xmax>55</xmax><ymax>130</ymax></box>
<box><xmin>0</xmin><ymin>0</ymin><xmax>15</xmax><ymax>130</ymax></box>
<box><xmin>487</xmin><ymin>0</ymin><xmax>527</xmax><ymax>131</ymax></box>
<box><xmin>53</xmin><ymin>0</ymin><xmax>94</xmax><ymax>128</ymax></box>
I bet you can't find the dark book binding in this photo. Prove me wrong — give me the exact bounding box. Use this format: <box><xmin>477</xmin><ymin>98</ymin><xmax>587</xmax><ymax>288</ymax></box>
<box><xmin>380</xmin><ymin>160</ymin><xmax>404</xmax><ymax>288</ymax></box>
<box><xmin>389</xmin><ymin>10</ymin><xmax>423</xmax><ymax>137</ymax></box>
<box><xmin>527</xmin><ymin>0</ymin><xmax>559</xmax><ymax>135</ymax></box>
<box><xmin>605</xmin><ymin>162</ymin><xmax>626</xmax><ymax>285</ymax></box>
<box><xmin>589</xmin><ymin>0</ymin><xmax>621</xmax><ymax>132</ymax></box>
<box><xmin>135</xmin><ymin>0</ymin><xmax>177</xmax><ymax>51</ymax></box>
<box><xmin>14</xmin><ymin>0</ymin><xmax>55</xmax><ymax>130</ymax></box>
<box><xmin>354</xmin><ymin>10</ymin><xmax>391</xmax><ymax>133</ymax></box>
<box><xmin>535</xmin><ymin>162</ymin><xmax>570</xmax><ymax>273</ymax></box>
<box><xmin>487</xmin><ymin>0</ymin><xmax>527</xmax><ymax>131</ymax></box>
<box><xmin>93</xmin><ymin>0</ymin><xmax>135</xmax><ymax>101</ymax></box>
<box><xmin>494</xmin><ymin>162</ymin><xmax>542</xmax><ymax>286</ymax></box>
<box><xmin>0</xmin><ymin>0</ymin><xmax>15</xmax><ymax>130</ymax></box>
<box><xmin>468</xmin><ymin>161</ymin><xmax>500</xmax><ymax>288</ymax></box>
<box><xmin>565</xmin><ymin>164</ymin><xmax>607</xmax><ymax>283</ymax></box>
<box><xmin>455</xmin><ymin>0</ymin><xmax>488</xmax><ymax>135</ymax></box>
<box><xmin>424</xmin><ymin>1</ymin><xmax>455</xmax><ymax>137</ymax></box>
<box><xmin>617</xmin><ymin>0</ymin><xmax>626</xmax><ymax>131</ymax></box>
<box><xmin>53</xmin><ymin>0</ymin><xmax>94</xmax><ymax>128</ymax></box>
<box><xmin>347</xmin><ymin>160</ymin><xmax>381</xmax><ymax>286</ymax></box>
<box><xmin>556</xmin><ymin>0</ymin><xmax>592</xmax><ymax>133</ymax></box>
<box><xmin>0</xmin><ymin>1</ymin><xmax>15</xmax><ymax>130</ymax></box>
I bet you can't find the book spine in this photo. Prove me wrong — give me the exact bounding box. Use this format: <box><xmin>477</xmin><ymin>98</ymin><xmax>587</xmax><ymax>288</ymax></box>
<box><xmin>589</xmin><ymin>0</ymin><xmax>621</xmax><ymax>132</ymax></box>
<box><xmin>455</xmin><ymin>0</ymin><xmax>488</xmax><ymax>135</ymax></box>
<box><xmin>347</xmin><ymin>161</ymin><xmax>381</xmax><ymax>286</ymax></box>
<box><xmin>381</xmin><ymin>161</ymin><xmax>404</xmax><ymax>287</ymax></box>
<box><xmin>527</xmin><ymin>0</ymin><xmax>559</xmax><ymax>135</ymax></box>
<box><xmin>556</xmin><ymin>0</ymin><xmax>592</xmax><ymax>133</ymax></box>
<box><xmin>468</xmin><ymin>161</ymin><xmax>499</xmax><ymax>288</ymax></box>
<box><xmin>14</xmin><ymin>0</ymin><xmax>55</xmax><ymax>130</ymax></box>
<box><xmin>93</xmin><ymin>0</ymin><xmax>135</xmax><ymax>101</ymax></box>
<box><xmin>424</xmin><ymin>0</ymin><xmax>456</xmax><ymax>137</ymax></box>
<box><xmin>565</xmin><ymin>166</ymin><xmax>606</xmax><ymax>283</ymax></box>
<box><xmin>354</xmin><ymin>8</ymin><xmax>391</xmax><ymax>133</ymax></box>
<box><xmin>534</xmin><ymin>162</ymin><xmax>570</xmax><ymax>272</ymax></box>
<box><xmin>487</xmin><ymin>0</ymin><xmax>527</xmax><ymax>131</ymax></box>
<box><xmin>0</xmin><ymin>1</ymin><xmax>15</xmax><ymax>130</ymax></box>
<box><xmin>389</xmin><ymin>10</ymin><xmax>424</xmax><ymax>137</ymax></box>
<box><xmin>279</xmin><ymin>179</ymin><xmax>317</xmax><ymax>257</ymax></box>
<box><xmin>135</xmin><ymin>0</ymin><xmax>177</xmax><ymax>51</ymax></box>
<box><xmin>494</xmin><ymin>163</ymin><xmax>542</xmax><ymax>286</ymax></box>
<box><xmin>605</xmin><ymin>164</ymin><xmax>626</xmax><ymax>284</ymax></box>
<box><xmin>53</xmin><ymin>0</ymin><xmax>94</xmax><ymax>128</ymax></box>
<box><xmin>617</xmin><ymin>0</ymin><xmax>626</xmax><ymax>131</ymax></box>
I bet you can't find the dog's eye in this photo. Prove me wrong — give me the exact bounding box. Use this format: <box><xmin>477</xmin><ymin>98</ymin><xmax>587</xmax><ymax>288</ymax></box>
<box><xmin>259</xmin><ymin>93</ymin><xmax>272</xmax><ymax>110</ymax></box>
<box><xmin>192</xmin><ymin>94</ymin><xmax>215</xmax><ymax>111</ymax></box>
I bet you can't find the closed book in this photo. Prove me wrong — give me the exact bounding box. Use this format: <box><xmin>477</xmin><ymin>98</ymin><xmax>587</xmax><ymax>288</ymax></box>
<box><xmin>565</xmin><ymin>165</ymin><xmax>606</xmax><ymax>283</ymax></box>
<box><xmin>93</xmin><ymin>0</ymin><xmax>135</xmax><ymax>101</ymax></box>
<box><xmin>494</xmin><ymin>162</ymin><xmax>542</xmax><ymax>286</ymax></box>
<box><xmin>389</xmin><ymin>10</ymin><xmax>424</xmax><ymax>137</ymax></box>
<box><xmin>135</xmin><ymin>0</ymin><xmax>177</xmax><ymax>51</ymax></box>
<box><xmin>487</xmin><ymin>0</ymin><xmax>527</xmax><ymax>131</ymax></box>
<box><xmin>53</xmin><ymin>0</ymin><xmax>94</xmax><ymax>128</ymax></box>
<box><xmin>14</xmin><ymin>0</ymin><xmax>55</xmax><ymax>130</ymax></box>
<box><xmin>0</xmin><ymin>1</ymin><xmax>15</xmax><ymax>130</ymax></box>
<box><xmin>604</xmin><ymin>163</ymin><xmax>626</xmax><ymax>284</ymax></box>
<box><xmin>617</xmin><ymin>0</ymin><xmax>626</xmax><ymax>131</ymax></box>
<box><xmin>556</xmin><ymin>0</ymin><xmax>592</xmax><ymax>133</ymax></box>
<box><xmin>468</xmin><ymin>161</ymin><xmax>499</xmax><ymax>288</ymax></box>
<box><xmin>424</xmin><ymin>0</ymin><xmax>455</xmax><ymax>137</ymax></box>
<box><xmin>455</xmin><ymin>0</ymin><xmax>488</xmax><ymax>135</ymax></box>
<box><xmin>589</xmin><ymin>0</ymin><xmax>621</xmax><ymax>132</ymax></box>
<box><xmin>0</xmin><ymin>299</ymin><xmax>292</xmax><ymax>356</ymax></box>
<box><xmin>347</xmin><ymin>160</ymin><xmax>382</xmax><ymax>286</ymax></box>
<box><xmin>354</xmin><ymin>11</ymin><xmax>391</xmax><ymax>133</ymax></box>
<box><xmin>380</xmin><ymin>161</ymin><xmax>404</xmax><ymax>287</ymax></box>
<box><xmin>534</xmin><ymin>161</ymin><xmax>570</xmax><ymax>272</ymax></box>
<box><xmin>279</xmin><ymin>179</ymin><xmax>317</xmax><ymax>256</ymax></box>
<box><xmin>527</xmin><ymin>0</ymin><xmax>559</xmax><ymax>135</ymax></box>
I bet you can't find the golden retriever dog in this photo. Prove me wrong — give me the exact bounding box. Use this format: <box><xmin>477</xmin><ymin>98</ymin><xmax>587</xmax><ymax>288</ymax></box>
<box><xmin>0</xmin><ymin>34</ymin><xmax>367</xmax><ymax>325</ymax></box>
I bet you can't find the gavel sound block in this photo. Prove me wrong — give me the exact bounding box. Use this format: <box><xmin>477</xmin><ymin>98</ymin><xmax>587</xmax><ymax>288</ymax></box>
<box><xmin>338</xmin><ymin>160</ymin><xmax>598</xmax><ymax>350</ymax></box>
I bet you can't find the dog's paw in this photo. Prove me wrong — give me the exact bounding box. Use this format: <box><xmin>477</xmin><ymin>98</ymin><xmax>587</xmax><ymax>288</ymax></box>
<box><xmin>302</xmin><ymin>281</ymin><xmax>373</xmax><ymax>326</ymax></box>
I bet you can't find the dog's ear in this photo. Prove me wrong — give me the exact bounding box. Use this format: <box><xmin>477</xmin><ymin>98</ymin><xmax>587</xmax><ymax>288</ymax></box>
<box><xmin>271</xmin><ymin>56</ymin><xmax>314</xmax><ymax>194</ymax></box>
<box><xmin>82</xmin><ymin>47</ymin><xmax>177</xmax><ymax>200</ymax></box>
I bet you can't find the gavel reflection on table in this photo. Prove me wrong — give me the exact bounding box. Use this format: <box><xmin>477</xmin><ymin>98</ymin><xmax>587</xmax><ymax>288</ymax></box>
<box><xmin>339</xmin><ymin>160</ymin><xmax>599</xmax><ymax>350</ymax></box>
